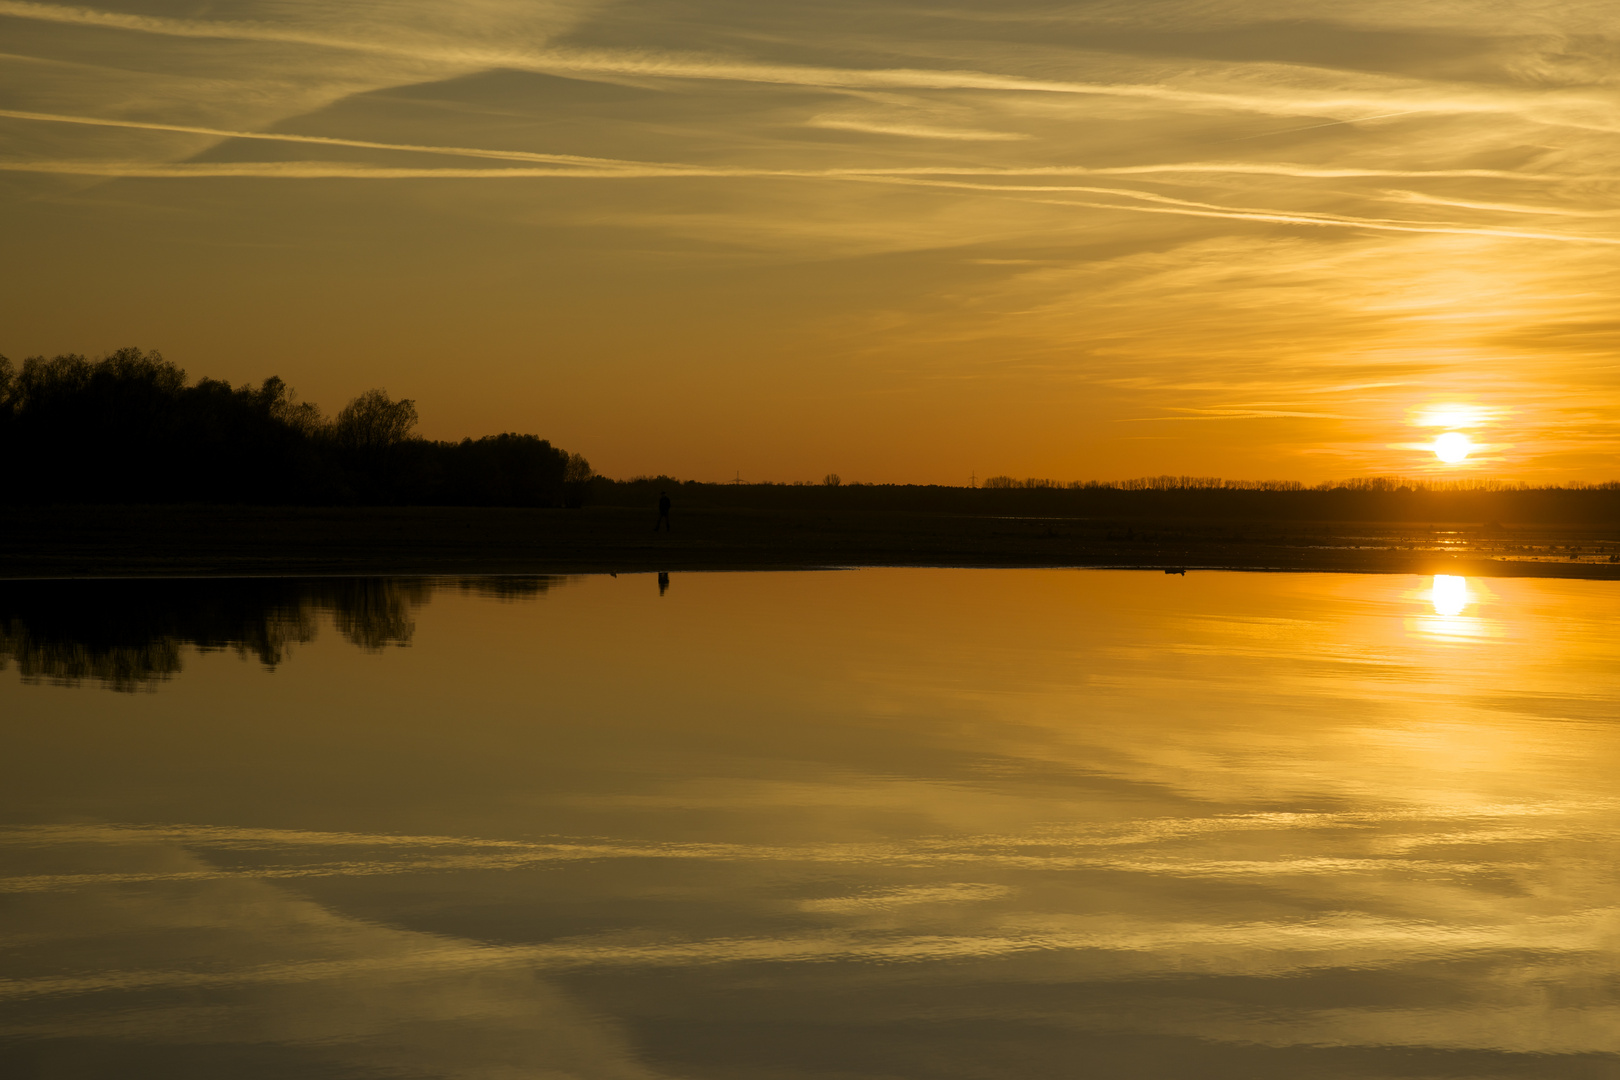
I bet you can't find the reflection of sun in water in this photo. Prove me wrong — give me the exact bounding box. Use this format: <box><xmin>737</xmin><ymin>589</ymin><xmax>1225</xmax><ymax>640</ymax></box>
<box><xmin>1410</xmin><ymin>574</ymin><xmax>1494</xmax><ymax>644</ymax></box>
<box><xmin>1431</xmin><ymin>574</ymin><xmax>1469</xmax><ymax>616</ymax></box>
<box><xmin>1433</xmin><ymin>432</ymin><xmax>1474</xmax><ymax>464</ymax></box>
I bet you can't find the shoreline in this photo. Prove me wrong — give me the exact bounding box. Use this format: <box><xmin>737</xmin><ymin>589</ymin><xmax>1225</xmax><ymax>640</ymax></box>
<box><xmin>3</xmin><ymin>504</ymin><xmax>1618</xmax><ymax>581</ymax></box>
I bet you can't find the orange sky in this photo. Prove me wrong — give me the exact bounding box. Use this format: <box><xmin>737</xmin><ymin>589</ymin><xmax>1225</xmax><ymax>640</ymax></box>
<box><xmin>2</xmin><ymin>0</ymin><xmax>1617</xmax><ymax>483</ymax></box>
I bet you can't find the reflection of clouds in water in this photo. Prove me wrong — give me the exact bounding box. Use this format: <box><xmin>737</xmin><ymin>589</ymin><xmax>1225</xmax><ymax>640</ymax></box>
<box><xmin>6</xmin><ymin>573</ymin><xmax>1620</xmax><ymax>1074</ymax></box>
<box><xmin>1157</xmin><ymin>1005</ymin><xmax>1620</xmax><ymax>1056</ymax></box>
<box><xmin>0</xmin><ymin>840</ymin><xmax>665</xmax><ymax>1079</ymax></box>
<box><xmin>4</xmin><ymin>818</ymin><xmax>1618</xmax><ymax>1056</ymax></box>
<box><xmin>799</xmin><ymin>883</ymin><xmax>1013</xmax><ymax>913</ymax></box>
<box><xmin>8</xmin><ymin>802</ymin><xmax>1614</xmax><ymax>889</ymax></box>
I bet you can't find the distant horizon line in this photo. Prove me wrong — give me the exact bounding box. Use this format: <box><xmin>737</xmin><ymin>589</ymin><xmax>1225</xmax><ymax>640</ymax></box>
<box><xmin>610</xmin><ymin>474</ymin><xmax>1620</xmax><ymax>493</ymax></box>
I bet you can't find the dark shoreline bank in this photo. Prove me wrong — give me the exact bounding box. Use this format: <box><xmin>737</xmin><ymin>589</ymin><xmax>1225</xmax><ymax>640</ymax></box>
<box><xmin>4</xmin><ymin>505</ymin><xmax>1619</xmax><ymax>580</ymax></box>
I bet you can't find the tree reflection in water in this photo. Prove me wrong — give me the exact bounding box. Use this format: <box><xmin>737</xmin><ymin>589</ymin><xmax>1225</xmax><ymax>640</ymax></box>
<box><xmin>0</xmin><ymin>577</ymin><xmax>568</xmax><ymax>691</ymax></box>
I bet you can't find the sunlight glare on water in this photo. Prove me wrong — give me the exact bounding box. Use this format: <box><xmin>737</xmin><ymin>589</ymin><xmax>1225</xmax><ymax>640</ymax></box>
<box><xmin>1432</xmin><ymin>573</ymin><xmax>1470</xmax><ymax>616</ymax></box>
<box><xmin>1408</xmin><ymin>572</ymin><xmax>1500</xmax><ymax>645</ymax></box>
<box><xmin>1</xmin><ymin>569</ymin><xmax>1618</xmax><ymax>1080</ymax></box>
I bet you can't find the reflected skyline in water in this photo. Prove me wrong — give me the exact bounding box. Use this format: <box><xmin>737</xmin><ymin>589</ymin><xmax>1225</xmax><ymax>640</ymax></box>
<box><xmin>0</xmin><ymin>576</ymin><xmax>572</xmax><ymax>691</ymax></box>
<box><xmin>2</xmin><ymin>569</ymin><xmax>1618</xmax><ymax>1079</ymax></box>
<box><xmin>0</xmin><ymin>571</ymin><xmax>1521</xmax><ymax>689</ymax></box>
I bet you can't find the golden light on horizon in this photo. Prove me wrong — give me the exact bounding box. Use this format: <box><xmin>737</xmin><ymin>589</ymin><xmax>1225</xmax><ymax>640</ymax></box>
<box><xmin>1433</xmin><ymin>432</ymin><xmax>1475</xmax><ymax>464</ymax></box>
<box><xmin>1414</xmin><ymin>404</ymin><xmax>1491</xmax><ymax>431</ymax></box>
<box><xmin>1</xmin><ymin>0</ymin><xmax>1617</xmax><ymax>482</ymax></box>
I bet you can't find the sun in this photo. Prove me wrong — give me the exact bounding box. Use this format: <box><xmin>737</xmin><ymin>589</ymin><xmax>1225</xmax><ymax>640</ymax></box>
<box><xmin>1433</xmin><ymin>431</ymin><xmax>1474</xmax><ymax>464</ymax></box>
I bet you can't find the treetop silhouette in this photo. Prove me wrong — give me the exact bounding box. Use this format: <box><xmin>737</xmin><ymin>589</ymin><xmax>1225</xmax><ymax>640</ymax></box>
<box><xmin>0</xmin><ymin>348</ymin><xmax>590</xmax><ymax>507</ymax></box>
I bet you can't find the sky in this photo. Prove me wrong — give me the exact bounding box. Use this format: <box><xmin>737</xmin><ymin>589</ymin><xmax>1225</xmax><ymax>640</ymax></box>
<box><xmin>2</xmin><ymin>0</ymin><xmax>1617</xmax><ymax>484</ymax></box>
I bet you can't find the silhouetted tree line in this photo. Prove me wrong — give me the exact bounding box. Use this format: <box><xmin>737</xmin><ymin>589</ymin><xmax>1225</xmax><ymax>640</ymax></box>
<box><xmin>0</xmin><ymin>349</ymin><xmax>593</xmax><ymax>506</ymax></box>
<box><xmin>596</xmin><ymin>475</ymin><xmax>1620</xmax><ymax>524</ymax></box>
<box><xmin>0</xmin><ymin>575</ymin><xmax>567</xmax><ymax>691</ymax></box>
<box><xmin>979</xmin><ymin>473</ymin><xmax>1620</xmax><ymax>494</ymax></box>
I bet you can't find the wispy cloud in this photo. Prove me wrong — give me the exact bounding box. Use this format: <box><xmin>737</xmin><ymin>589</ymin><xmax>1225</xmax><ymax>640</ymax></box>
<box><xmin>3</xmin><ymin>0</ymin><xmax>1618</xmax><ymax>477</ymax></box>
<box><xmin>9</xmin><ymin>155</ymin><xmax>1613</xmax><ymax>248</ymax></box>
<box><xmin>806</xmin><ymin>115</ymin><xmax>1031</xmax><ymax>141</ymax></box>
<box><xmin>0</xmin><ymin>107</ymin><xmax>663</xmax><ymax>169</ymax></box>
<box><xmin>5</xmin><ymin>109</ymin><xmax>1602</xmax><ymax>184</ymax></box>
<box><xmin>3</xmin><ymin>1</ymin><xmax>1616</xmax><ymax>128</ymax></box>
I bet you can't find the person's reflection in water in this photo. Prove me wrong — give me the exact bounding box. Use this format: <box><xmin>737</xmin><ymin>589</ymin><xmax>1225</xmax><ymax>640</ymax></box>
<box><xmin>658</xmin><ymin>572</ymin><xmax>670</xmax><ymax>597</ymax></box>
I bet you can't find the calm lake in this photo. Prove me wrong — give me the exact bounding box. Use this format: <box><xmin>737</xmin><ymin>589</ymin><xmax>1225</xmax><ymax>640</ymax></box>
<box><xmin>2</xmin><ymin>569</ymin><xmax>1618</xmax><ymax>1079</ymax></box>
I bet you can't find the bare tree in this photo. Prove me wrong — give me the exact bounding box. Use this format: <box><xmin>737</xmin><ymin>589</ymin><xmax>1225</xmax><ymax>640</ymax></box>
<box><xmin>333</xmin><ymin>389</ymin><xmax>417</xmax><ymax>453</ymax></box>
<box><xmin>563</xmin><ymin>451</ymin><xmax>595</xmax><ymax>507</ymax></box>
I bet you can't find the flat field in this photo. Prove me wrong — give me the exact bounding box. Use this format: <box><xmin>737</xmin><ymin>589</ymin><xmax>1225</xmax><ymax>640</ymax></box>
<box><xmin>4</xmin><ymin>504</ymin><xmax>1618</xmax><ymax>579</ymax></box>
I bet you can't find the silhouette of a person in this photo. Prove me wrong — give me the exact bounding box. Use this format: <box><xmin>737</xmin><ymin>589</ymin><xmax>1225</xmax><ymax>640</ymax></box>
<box><xmin>658</xmin><ymin>571</ymin><xmax>670</xmax><ymax>596</ymax></box>
<box><xmin>654</xmin><ymin>491</ymin><xmax>671</xmax><ymax>532</ymax></box>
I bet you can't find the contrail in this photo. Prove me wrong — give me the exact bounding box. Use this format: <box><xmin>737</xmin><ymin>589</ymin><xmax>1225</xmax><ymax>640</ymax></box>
<box><xmin>2</xmin><ymin>159</ymin><xmax>1613</xmax><ymax>245</ymax></box>
<box><xmin>0</xmin><ymin>109</ymin><xmax>1588</xmax><ymax>184</ymax></box>
<box><xmin>0</xmin><ymin>0</ymin><xmax>1589</xmax><ymax>125</ymax></box>
<box><xmin>0</xmin><ymin>107</ymin><xmax>673</xmax><ymax>171</ymax></box>
<box><xmin>1024</xmin><ymin>195</ymin><xmax>1620</xmax><ymax>246</ymax></box>
<box><xmin>1222</xmin><ymin>111</ymin><xmax>1417</xmax><ymax>141</ymax></box>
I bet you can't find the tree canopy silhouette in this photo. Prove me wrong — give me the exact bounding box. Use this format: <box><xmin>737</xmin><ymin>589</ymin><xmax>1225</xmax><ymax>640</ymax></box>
<box><xmin>0</xmin><ymin>348</ymin><xmax>590</xmax><ymax>506</ymax></box>
<box><xmin>334</xmin><ymin>388</ymin><xmax>419</xmax><ymax>453</ymax></box>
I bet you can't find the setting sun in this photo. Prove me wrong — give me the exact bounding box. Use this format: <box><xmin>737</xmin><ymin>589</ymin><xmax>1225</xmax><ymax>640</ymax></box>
<box><xmin>5</xmin><ymin>0</ymin><xmax>1620</xmax><ymax>1074</ymax></box>
<box><xmin>1433</xmin><ymin>432</ymin><xmax>1475</xmax><ymax>464</ymax></box>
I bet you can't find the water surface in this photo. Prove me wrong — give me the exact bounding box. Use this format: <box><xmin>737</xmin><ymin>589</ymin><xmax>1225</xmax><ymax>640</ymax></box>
<box><xmin>3</xmin><ymin>570</ymin><xmax>1618</xmax><ymax>1078</ymax></box>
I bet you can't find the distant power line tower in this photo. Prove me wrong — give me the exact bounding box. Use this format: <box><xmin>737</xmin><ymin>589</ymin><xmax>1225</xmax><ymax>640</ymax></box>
<box><xmin>969</xmin><ymin>471</ymin><xmax>977</xmax><ymax>489</ymax></box>
<box><xmin>732</xmin><ymin>470</ymin><xmax>743</xmax><ymax>485</ymax></box>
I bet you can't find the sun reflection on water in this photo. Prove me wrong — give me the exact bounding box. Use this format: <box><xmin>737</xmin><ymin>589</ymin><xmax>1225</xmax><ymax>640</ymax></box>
<box><xmin>1432</xmin><ymin>574</ymin><xmax>1470</xmax><ymax>616</ymax></box>
<box><xmin>4</xmin><ymin>571</ymin><xmax>1620</xmax><ymax>1078</ymax></box>
<box><xmin>1411</xmin><ymin>574</ymin><xmax>1496</xmax><ymax>643</ymax></box>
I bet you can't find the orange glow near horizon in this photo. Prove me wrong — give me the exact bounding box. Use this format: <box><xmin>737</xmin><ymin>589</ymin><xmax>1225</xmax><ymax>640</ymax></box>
<box><xmin>1414</xmin><ymin>404</ymin><xmax>1492</xmax><ymax>431</ymax></box>
<box><xmin>0</xmin><ymin>1</ymin><xmax>1616</xmax><ymax>483</ymax></box>
<box><xmin>1433</xmin><ymin>432</ymin><xmax>1476</xmax><ymax>464</ymax></box>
